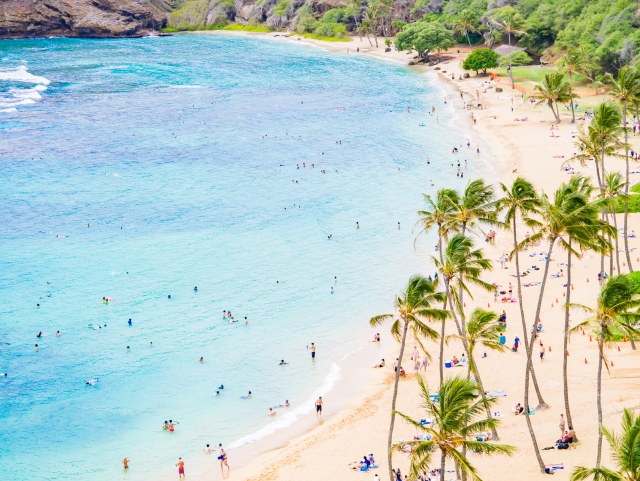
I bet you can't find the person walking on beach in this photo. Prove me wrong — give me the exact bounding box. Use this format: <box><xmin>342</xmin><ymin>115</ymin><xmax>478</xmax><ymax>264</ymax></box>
<box><xmin>559</xmin><ymin>414</ymin><xmax>566</xmax><ymax>436</ymax></box>
<box><xmin>219</xmin><ymin>449</ymin><xmax>229</xmax><ymax>470</ymax></box>
<box><xmin>316</xmin><ymin>396</ymin><xmax>323</xmax><ymax>418</ymax></box>
<box><xmin>176</xmin><ymin>458</ymin><xmax>185</xmax><ymax>480</ymax></box>
<box><xmin>310</xmin><ymin>343</ymin><xmax>316</xmax><ymax>359</ymax></box>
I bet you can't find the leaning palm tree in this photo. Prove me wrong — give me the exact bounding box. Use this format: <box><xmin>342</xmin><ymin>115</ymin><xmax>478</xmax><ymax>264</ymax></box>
<box><xmin>559</xmin><ymin>48</ymin><xmax>585</xmax><ymax>123</ymax></box>
<box><xmin>534</xmin><ymin>72</ymin><xmax>573</xmax><ymax>123</ymax></box>
<box><xmin>607</xmin><ymin>67</ymin><xmax>640</xmax><ymax>273</ymax></box>
<box><xmin>589</xmin><ymin>102</ymin><xmax>624</xmax><ymax>183</ymax></box>
<box><xmin>416</xmin><ymin>188</ymin><xmax>460</xmax><ymax>386</ymax></box>
<box><xmin>491</xmin><ymin>8</ymin><xmax>526</xmax><ymax>89</ymax></box>
<box><xmin>453</xmin><ymin>10</ymin><xmax>478</xmax><ymax>50</ymax></box>
<box><xmin>570</xmin><ymin>408</ymin><xmax>640</xmax><ymax>481</ymax></box>
<box><xmin>498</xmin><ymin>178</ymin><xmax>547</xmax><ymax>409</ymax></box>
<box><xmin>601</xmin><ymin>172</ymin><xmax>628</xmax><ymax>273</ymax></box>
<box><xmin>569</xmin><ymin>275</ymin><xmax>640</xmax><ymax>468</ymax></box>
<box><xmin>520</xmin><ymin>176</ymin><xmax>613</xmax><ymax>472</ymax></box>
<box><xmin>370</xmin><ymin>275</ymin><xmax>449</xmax><ymax>481</ymax></box>
<box><xmin>364</xmin><ymin>5</ymin><xmax>379</xmax><ymax>47</ymax></box>
<box><xmin>394</xmin><ymin>375</ymin><xmax>515</xmax><ymax>481</ymax></box>
<box><xmin>446</xmin><ymin>308</ymin><xmax>506</xmax><ymax>440</ymax></box>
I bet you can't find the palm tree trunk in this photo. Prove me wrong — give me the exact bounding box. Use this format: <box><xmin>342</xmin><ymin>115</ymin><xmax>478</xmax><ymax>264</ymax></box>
<box><xmin>548</xmin><ymin>101</ymin><xmax>559</xmax><ymax>123</ymax></box>
<box><xmin>438</xmin><ymin>235</ymin><xmax>446</xmax><ymax>388</ymax></box>
<box><xmin>512</xmin><ymin>218</ymin><xmax>547</xmax><ymax>407</ymax></box>
<box><xmin>366</xmin><ymin>32</ymin><xmax>372</xmax><ymax>46</ymax></box>
<box><xmin>373</xmin><ymin>25</ymin><xmax>378</xmax><ymax>47</ymax></box>
<box><xmin>569</xmin><ymin>76</ymin><xmax>575</xmax><ymax>124</ymax></box>
<box><xmin>562</xmin><ymin>240</ymin><xmax>578</xmax><ymax>441</ymax></box>
<box><xmin>622</xmin><ymin>101</ymin><xmax>634</xmax><ymax>273</ymax></box>
<box><xmin>508</xmin><ymin>33</ymin><xmax>514</xmax><ymax>90</ymax></box>
<box><xmin>469</xmin><ymin>354</ymin><xmax>499</xmax><ymax>439</ymax></box>
<box><xmin>525</xmin><ymin>239</ymin><xmax>555</xmax><ymax>473</ymax></box>
<box><xmin>466</xmin><ymin>31</ymin><xmax>472</xmax><ymax>50</ymax></box>
<box><xmin>595</xmin><ymin>328</ymin><xmax>604</xmax><ymax>468</ymax></box>
<box><xmin>554</xmin><ymin>101</ymin><xmax>561</xmax><ymax>124</ymax></box>
<box><xmin>440</xmin><ymin>450</ymin><xmax>446</xmax><ymax>481</ymax></box>
<box><xmin>612</xmin><ymin>212</ymin><xmax>621</xmax><ymax>274</ymax></box>
<box><xmin>387</xmin><ymin>319</ymin><xmax>409</xmax><ymax>481</ymax></box>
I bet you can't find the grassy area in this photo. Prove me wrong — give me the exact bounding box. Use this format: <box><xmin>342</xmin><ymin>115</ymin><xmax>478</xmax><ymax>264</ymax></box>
<box><xmin>493</xmin><ymin>66</ymin><xmax>589</xmax><ymax>85</ymax></box>
<box><xmin>298</xmin><ymin>33</ymin><xmax>351</xmax><ymax>42</ymax></box>
<box><xmin>162</xmin><ymin>24</ymin><xmax>273</xmax><ymax>33</ymax></box>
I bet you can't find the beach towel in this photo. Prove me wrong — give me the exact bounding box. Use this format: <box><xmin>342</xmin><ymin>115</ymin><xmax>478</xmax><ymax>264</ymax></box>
<box><xmin>419</xmin><ymin>418</ymin><xmax>434</xmax><ymax>425</ymax></box>
<box><xmin>545</xmin><ymin>464</ymin><xmax>564</xmax><ymax>471</ymax></box>
<box><xmin>485</xmin><ymin>390</ymin><xmax>507</xmax><ymax>397</ymax></box>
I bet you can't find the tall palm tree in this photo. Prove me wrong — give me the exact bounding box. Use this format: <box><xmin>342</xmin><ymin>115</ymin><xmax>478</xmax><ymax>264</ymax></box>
<box><xmin>394</xmin><ymin>376</ymin><xmax>515</xmax><ymax>481</ymax></box>
<box><xmin>534</xmin><ymin>72</ymin><xmax>572</xmax><ymax>123</ymax></box>
<box><xmin>416</xmin><ymin>189</ymin><xmax>460</xmax><ymax>386</ymax></box>
<box><xmin>558</xmin><ymin>175</ymin><xmax>606</xmax><ymax>441</ymax></box>
<box><xmin>492</xmin><ymin>9</ymin><xmax>526</xmax><ymax>89</ymax></box>
<box><xmin>498</xmin><ymin>178</ymin><xmax>547</xmax><ymax>409</ymax></box>
<box><xmin>453</xmin><ymin>10</ymin><xmax>478</xmax><ymax>49</ymax></box>
<box><xmin>370</xmin><ymin>275</ymin><xmax>449</xmax><ymax>481</ymax></box>
<box><xmin>601</xmin><ymin>172</ymin><xmax>628</xmax><ymax>273</ymax></box>
<box><xmin>570</xmin><ymin>408</ymin><xmax>640</xmax><ymax>481</ymax></box>
<box><xmin>347</xmin><ymin>0</ymin><xmax>363</xmax><ymax>41</ymax></box>
<box><xmin>589</xmin><ymin>102</ymin><xmax>623</xmax><ymax>183</ymax></box>
<box><xmin>521</xmin><ymin>177</ymin><xmax>613</xmax><ymax>472</ymax></box>
<box><xmin>559</xmin><ymin>48</ymin><xmax>584</xmax><ymax>123</ymax></box>
<box><xmin>607</xmin><ymin>67</ymin><xmax>640</xmax><ymax>273</ymax></box>
<box><xmin>446</xmin><ymin>308</ymin><xmax>506</xmax><ymax>440</ymax></box>
<box><xmin>364</xmin><ymin>5</ymin><xmax>379</xmax><ymax>47</ymax></box>
<box><xmin>569</xmin><ymin>275</ymin><xmax>640</xmax><ymax>467</ymax></box>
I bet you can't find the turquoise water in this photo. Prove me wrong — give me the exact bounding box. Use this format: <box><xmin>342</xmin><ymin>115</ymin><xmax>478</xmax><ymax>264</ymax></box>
<box><xmin>0</xmin><ymin>34</ymin><xmax>479</xmax><ymax>480</ymax></box>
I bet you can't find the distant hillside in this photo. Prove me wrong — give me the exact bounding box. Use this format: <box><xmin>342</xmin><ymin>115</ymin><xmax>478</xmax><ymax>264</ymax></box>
<box><xmin>166</xmin><ymin>0</ymin><xmax>640</xmax><ymax>73</ymax></box>
<box><xmin>0</xmin><ymin>0</ymin><xmax>172</xmax><ymax>38</ymax></box>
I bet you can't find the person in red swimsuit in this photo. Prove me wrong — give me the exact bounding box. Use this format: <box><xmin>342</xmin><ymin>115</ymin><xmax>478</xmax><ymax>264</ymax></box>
<box><xmin>176</xmin><ymin>458</ymin><xmax>185</xmax><ymax>480</ymax></box>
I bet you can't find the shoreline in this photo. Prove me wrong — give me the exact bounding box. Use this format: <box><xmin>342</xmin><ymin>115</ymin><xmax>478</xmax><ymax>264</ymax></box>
<box><xmin>185</xmin><ymin>30</ymin><xmax>640</xmax><ymax>481</ymax></box>
<box><xmin>175</xmin><ymin>30</ymin><xmax>502</xmax><ymax>481</ymax></box>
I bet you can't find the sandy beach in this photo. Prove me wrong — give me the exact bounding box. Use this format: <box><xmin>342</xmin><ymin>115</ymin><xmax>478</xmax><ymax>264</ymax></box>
<box><xmin>184</xmin><ymin>32</ymin><xmax>640</xmax><ymax>481</ymax></box>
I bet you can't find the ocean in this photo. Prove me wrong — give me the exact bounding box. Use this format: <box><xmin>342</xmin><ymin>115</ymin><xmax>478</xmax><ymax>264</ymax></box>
<box><xmin>0</xmin><ymin>33</ymin><xmax>483</xmax><ymax>480</ymax></box>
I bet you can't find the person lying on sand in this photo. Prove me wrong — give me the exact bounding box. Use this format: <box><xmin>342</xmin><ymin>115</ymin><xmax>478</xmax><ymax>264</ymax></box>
<box><xmin>373</xmin><ymin>359</ymin><xmax>385</xmax><ymax>368</ymax></box>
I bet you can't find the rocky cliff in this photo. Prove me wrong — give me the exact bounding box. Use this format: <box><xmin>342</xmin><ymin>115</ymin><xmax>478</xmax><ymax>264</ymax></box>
<box><xmin>0</xmin><ymin>0</ymin><xmax>171</xmax><ymax>38</ymax></box>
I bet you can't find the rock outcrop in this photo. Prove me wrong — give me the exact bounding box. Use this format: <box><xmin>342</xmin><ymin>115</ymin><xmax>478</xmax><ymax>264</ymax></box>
<box><xmin>0</xmin><ymin>0</ymin><xmax>171</xmax><ymax>38</ymax></box>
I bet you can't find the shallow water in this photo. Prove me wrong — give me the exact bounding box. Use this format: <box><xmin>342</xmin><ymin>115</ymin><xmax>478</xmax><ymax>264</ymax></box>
<box><xmin>0</xmin><ymin>34</ymin><xmax>484</xmax><ymax>480</ymax></box>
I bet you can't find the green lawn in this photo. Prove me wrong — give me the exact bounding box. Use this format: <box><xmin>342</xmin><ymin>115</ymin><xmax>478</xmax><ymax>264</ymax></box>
<box><xmin>493</xmin><ymin>66</ymin><xmax>589</xmax><ymax>85</ymax></box>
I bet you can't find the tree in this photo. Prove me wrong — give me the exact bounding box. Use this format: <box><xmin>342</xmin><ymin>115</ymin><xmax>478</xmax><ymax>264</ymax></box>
<box><xmin>570</xmin><ymin>408</ymin><xmax>640</xmax><ymax>481</ymax></box>
<box><xmin>346</xmin><ymin>0</ymin><xmax>363</xmax><ymax>41</ymax></box>
<box><xmin>522</xmin><ymin>177</ymin><xmax>613</xmax><ymax>471</ymax></box>
<box><xmin>534</xmin><ymin>72</ymin><xmax>572</xmax><ymax>123</ymax></box>
<box><xmin>395</xmin><ymin>22</ymin><xmax>455</xmax><ymax>59</ymax></box>
<box><xmin>416</xmin><ymin>188</ymin><xmax>460</xmax><ymax>387</ymax></box>
<box><xmin>498</xmin><ymin>50</ymin><xmax>532</xmax><ymax>68</ymax></box>
<box><xmin>364</xmin><ymin>5</ymin><xmax>379</xmax><ymax>47</ymax></box>
<box><xmin>452</xmin><ymin>10</ymin><xmax>478</xmax><ymax>49</ymax></box>
<box><xmin>462</xmin><ymin>49</ymin><xmax>499</xmax><ymax>75</ymax></box>
<box><xmin>498</xmin><ymin>178</ymin><xmax>547</xmax><ymax>409</ymax></box>
<box><xmin>446</xmin><ymin>308</ymin><xmax>507</xmax><ymax>440</ymax></box>
<box><xmin>270</xmin><ymin>0</ymin><xmax>291</xmax><ymax>31</ymax></box>
<box><xmin>394</xmin><ymin>376</ymin><xmax>515</xmax><ymax>481</ymax></box>
<box><xmin>559</xmin><ymin>48</ymin><xmax>584</xmax><ymax>123</ymax></box>
<box><xmin>491</xmin><ymin>7</ymin><xmax>527</xmax><ymax>89</ymax></box>
<box><xmin>601</xmin><ymin>172</ymin><xmax>628</xmax><ymax>273</ymax></box>
<box><xmin>607</xmin><ymin>66</ymin><xmax>640</xmax><ymax>273</ymax></box>
<box><xmin>569</xmin><ymin>275</ymin><xmax>640</xmax><ymax>467</ymax></box>
<box><xmin>370</xmin><ymin>276</ymin><xmax>449</xmax><ymax>481</ymax></box>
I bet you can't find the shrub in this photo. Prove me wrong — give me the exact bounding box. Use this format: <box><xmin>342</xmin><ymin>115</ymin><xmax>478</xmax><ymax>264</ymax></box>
<box><xmin>462</xmin><ymin>49</ymin><xmax>499</xmax><ymax>74</ymax></box>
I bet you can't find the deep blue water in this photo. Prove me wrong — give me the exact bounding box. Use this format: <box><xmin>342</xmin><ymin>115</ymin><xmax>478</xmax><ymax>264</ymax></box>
<box><xmin>0</xmin><ymin>34</ymin><xmax>478</xmax><ymax>480</ymax></box>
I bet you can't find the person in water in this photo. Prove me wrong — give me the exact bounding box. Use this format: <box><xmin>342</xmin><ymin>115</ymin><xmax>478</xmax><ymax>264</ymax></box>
<box><xmin>279</xmin><ymin>360</ymin><xmax>288</xmax><ymax>365</ymax></box>
<box><xmin>176</xmin><ymin>458</ymin><xmax>185</xmax><ymax>480</ymax></box>
<box><xmin>199</xmin><ymin>357</ymin><xmax>204</xmax><ymax>362</ymax></box>
<box><xmin>218</xmin><ymin>384</ymin><xmax>224</xmax><ymax>390</ymax></box>
<box><xmin>246</xmin><ymin>391</ymin><xmax>252</xmax><ymax>398</ymax></box>
<box><xmin>268</xmin><ymin>407</ymin><xmax>276</xmax><ymax>416</ymax></box>
<box><xmin>128</xmin><ymin>319</ymin><xmax>132</xmax><ymax>326</ymax></box>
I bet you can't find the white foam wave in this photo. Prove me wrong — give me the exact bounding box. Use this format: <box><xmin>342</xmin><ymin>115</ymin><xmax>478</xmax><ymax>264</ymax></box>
<box><xmin>227</xmin><ymin>363</ymin><xmax>341</xmax><ymax>449</ymax></box>
<box><xmin>0</xmin><ymin>65</ymin><xmax>50</xmax><ymax>85</ymax></box>
<box><xmin>0</xmin><ymin>82</ymin><xmax>48</xmax><ymax>110</ymax></box>
<box><xmin>0</xmin><ymin>107</ymin><xmax>17</xmax><ymax>113</ymax></box>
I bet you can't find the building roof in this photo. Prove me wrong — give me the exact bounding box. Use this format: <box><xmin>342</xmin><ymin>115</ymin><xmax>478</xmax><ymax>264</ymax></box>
<box><xmin>493</xmin><ymin>45</ymin><xmax>526</xmax><ymax>56</ymax></box>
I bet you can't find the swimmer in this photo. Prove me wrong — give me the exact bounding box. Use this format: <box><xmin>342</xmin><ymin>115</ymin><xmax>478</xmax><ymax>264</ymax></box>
<box><xmin>128</xmin><ymin>319</ymin><xmax>132</xmax><ymax>326</ymax></box>
<box><xmin>331</xmin><ymin>287</ymin><xmax>334</xmax><ymax>294</ymax></box>
<box><xmin>398</xmin><ymin>222</ymin><xmax>401</xmax><ymax>229</ymax></box>
<box><xmin>285</xmin><ymin>400</ymin><xmax>290</xmax><ymax>407</ymax></box>
<box><xmin>86</xmin><ymin>378</ymin><xmax>98</xmax><ymax>386</ymax></box>
<box><xmin>169</xmin><ymin>420</ymin><xmax>179</xmax><ymax>432</ymax></box>
<box><xmin>427</xmin><ymin>157</ymin><xmax>430</xmax><ymax>164</ymax></box>
<box><xmin>279</xmin><ymin>360</ymin><xmax>288</xmax><ymax>365</ymax></box>
<box><xmin>150</xmin><ymin>341</ymin><xmax>153</xmax><ymax>346</ymax></box>
<box><xmin>245</xmin><ymin>316</ymin><xmax>248</xmax><ymax>324</ymax></box>
<box><xmin>35</xmin><ymin>344</ymin><xmax>39</xmax><ymax>351</ymax></box>
<box><xmin>168</xmin><ymin>295</ymin><xmax>171</xmax><ymax>299</ymax></box>
<box><xmin>204</xmin><ymin>444</ymin><xmax>212</xmax><ymax>453</ymax></box>
<box><xmin>37</xmin><ymin>331</ymin><xmax>42</xmax><ymax>338</ymax></box>
<box><xmin>127</xmin><ymin>346</ymin><xmax>130</xmax><ymax>350</ymax></box>
<box><xmin>56</xmin><ymin>331</ymin><xmax>60</xmax><ymax>337</ymax></box>
<box><xmin>218</xmin><ymin>384</ymin><xmax>224</xmax><ymax>389</ymax></box>
<box><xmin>246</xmin><ymin>391</ymin><xmax>252</xmax><ymax>398</ymax></box>
<box><xmin>214</xmin><ymin>391</ymin><xmax>220</xmax><ymax>396</ymax></box>
<box><xmin>268</xmin><ymin>407</ymin><xmax>276</xmax><ymax>416</ymax></box>
<box><xmin>194</xmin><ymin>286</ymin><xmax>198</xmax><ymax>292</ymax></box>
<box><xmin>122</xmin><ymin>457</ymin><xmax>130</xmax><ymax>469</ymax></box>
<box><xmin>1</xmin><ymin>373</ymin><xmax>7</xmax><ymax>377</ymax></box>
<box><xmin>199</xmin><ymin>357</ymin><xmax>204</xmax><ymax>362</ymax></box>
<box><xmin>356</xmin><ymin>221</ymin><xmax>359</xmax><ymax>229</ymax></box>
<box><xmin>163</xmin><ymin>421</ymin><xmax>170</xmax><ymax>430</ymax></box>
<box><xmin>334</xmin><ymin>276</ymin><xmax>337</xmax><ymax>283</ymax></box>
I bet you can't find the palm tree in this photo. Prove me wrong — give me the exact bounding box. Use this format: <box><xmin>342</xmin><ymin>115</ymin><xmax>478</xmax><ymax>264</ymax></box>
<box><xmin>558</xmin><ymin>175</ymin><xmax>606</xmax><ymax>441</ymax></box>
<box><xmin>607</xmin><ymin>67</ymin><xmax>640</xmax><ymax>273</ymax></box>
<box><xmin>446</xmin><ymin>308</ymin><xmax>506</xmax><ymax>439</ymax></box>
<box><xmin>394</xmin><ymin>376</ymin><xmax>515</xmax><ymax>481</ymax></box>
<box><xmin>589</xmin><ymin>102</ymin><xmax>623</xmax><ymax>182</ymax></box>
<box><xmin>416</xmin><ymin>189</ymin><xmax>460</xmax><ymax>386</ymax></box>
<box><xmin>370</xmin><ymin>275</ymin><xmax>449</xmax><ymax>481</ymax></box>
<box><xmin>498</xmin><ymin>178</ymin><xmax>547</xmax><ymax>409</ymax></box>
<box><xmin>492</xmin><ymin>8</ymin><xmax>526</xmax><ymax>89</ymax></box>
<box><xmin>534</xmin><ymin>72</ymin><xmax>572</xmax><ymax>123</ymax></box>
<box><xmin>453</xmin><ymin>10</ymin><xmax>478</xmax><ymax>49</ymax></box>
<box><xmin>570</xmin><ymin>408</ymin><xmax>640</xmax><ymax>481</ymax></box>
<box><xmin>559</xmin><ymin>48</ymin><xmax>584</xmax><ymax>123</ymax></box>
<box><xmin>569</xmin><ymin>275</ymin><xmax>640</xmax><ymax>467</ymax></box>
<box><xmin>521</xmin><ymin>177</ymin><xmax>613</xmax><ymax>472</ymax></box>
<box><xmin>601</xmin><ymin>172</ymin><xmax>628</xmax><ymax>273</ymax></box>
<box><xmin>364</xmin><ymin>5</ymin><xmax>379</xmax><ymax>47</ymax></box>
<box><xmin>347</xmin><ymin>0</ymin><xmax>363</xmax><ymax>41</ymax></box>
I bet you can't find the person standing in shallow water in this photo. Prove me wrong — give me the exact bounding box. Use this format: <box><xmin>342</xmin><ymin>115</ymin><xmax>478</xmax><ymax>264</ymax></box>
<box><xmin>310</xmin><ymin>343</ymin><xmax>316</xmax><ymax>359</ymax></box>
<box><xmin>176</xmin><ymin>458</ymin><xmax>185</xmax><ymax>480</ymax></box>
